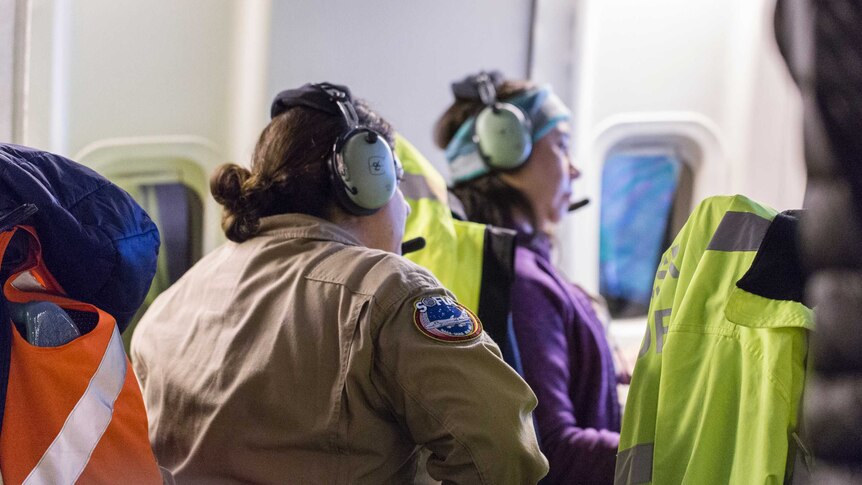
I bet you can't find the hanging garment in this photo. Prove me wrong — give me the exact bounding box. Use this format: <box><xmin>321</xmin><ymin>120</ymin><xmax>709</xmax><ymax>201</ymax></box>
<box><xmin>0</xmin><ymin>144</ymin><xmax>160</xmax><ymax>439</ymax></box>
<box><xmin>616</xmin><ymin>195</ymin><xmax>812</xmax><ymax>485</ymax></box>
<box><xmin>0</xmin><ymin>225</ymin><xmax>161</xmax><ymax>484</ymax></box>
<box><xmin>0</xmin><ymin>143</ymin><xmax>161</xmax><ymax>484</ymax></box>
<box><xmin>0</xmin><ymin>144</ymin><xmax>159</xmax><ymax>330</ymax></box>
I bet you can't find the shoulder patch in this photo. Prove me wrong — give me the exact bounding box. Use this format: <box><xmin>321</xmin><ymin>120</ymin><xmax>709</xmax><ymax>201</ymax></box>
<box><xmin>413</xmin><ymin>295</ymin><xmax>483</xmax><ymax>342</ymax></box>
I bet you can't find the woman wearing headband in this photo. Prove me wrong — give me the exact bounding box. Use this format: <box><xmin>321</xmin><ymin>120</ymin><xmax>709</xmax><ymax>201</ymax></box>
<box><xmin>435</xmin><ymin>71</ymin><xmax>621</xmax><ymax>484</ymax></box>
<box><xmin>131</xmin><ymin>82</ymin><xmax>548</xmax><ymax>484</ymax></box>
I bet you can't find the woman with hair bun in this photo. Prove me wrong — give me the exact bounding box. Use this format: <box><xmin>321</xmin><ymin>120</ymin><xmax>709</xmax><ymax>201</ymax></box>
<box><xmin>130</xmin><ymin>82</ymin><xmax>548</xmax><ymax>484</ymax></box>
<box><xmin>436</xmin><ymin>71</ymin><xmax>622</xmax><ymax>484</ymax></box>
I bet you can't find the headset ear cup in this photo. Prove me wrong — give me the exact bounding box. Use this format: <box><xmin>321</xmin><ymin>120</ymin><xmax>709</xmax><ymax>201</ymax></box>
<box><xmin>474</xmin><ymin>103</ymin><xmax>533</xmax><ymax>171</ymax></box>
<box><xmin>329</xmin><ymin>129</ymin><xmax>397</xmax><ymax>216</ymax></box>
<box><xmin>328</xmin><ymin>143</ymin><xmax>367</xmax><ymax>216</ymax></box>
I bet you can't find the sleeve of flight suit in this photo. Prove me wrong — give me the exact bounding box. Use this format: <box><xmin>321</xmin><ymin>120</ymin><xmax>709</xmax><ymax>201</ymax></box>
<box><xmin>372</xmin><ymin>287</ymin><xmax>549</xmax><ymax>485</ymax></box>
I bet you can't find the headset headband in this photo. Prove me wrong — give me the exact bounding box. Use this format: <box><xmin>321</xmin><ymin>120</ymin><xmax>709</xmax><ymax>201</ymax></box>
<box><xmin>315</xmin><ymin>83</ymin><xmax>360</xmax><ymax>129</ymax></box>
<box><xmin>268</xmin><ymin>82</ymin><xmax>400</xmax><ymax>216</ymax></box>
<box><xmin>475</xmin><ymin>72</ymin><xmax>498</xmax><ymax>106</ymax></box>
<box><xmin>451</xmin><ymin>70</ymin><xmax>505</xmax><ymax>103</ymax></box>
<box><xmin>270</xmin><ymin>83</ymin><xmax>351</xmax><ymax>120</ymax></box>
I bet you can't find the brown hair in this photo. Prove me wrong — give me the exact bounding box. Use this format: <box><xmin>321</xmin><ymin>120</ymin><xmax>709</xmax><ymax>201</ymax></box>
<box><xmin>211</xmin><ymin>99</ymin><xmax>394</xmax><ymax>242</ymax></box>
<box><xmin>433</xmin><ymin>79</ymin><xmax>539</xmax><ymax>233</ymax></box>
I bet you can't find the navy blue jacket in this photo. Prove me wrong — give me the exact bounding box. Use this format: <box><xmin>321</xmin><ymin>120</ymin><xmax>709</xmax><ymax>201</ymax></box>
<box><xmin>0</xmin><ymin>143</ymin><xmax>159</xmax><ymax>328</ymax></box>
<box><xmin>0</xmin><ymin>143</ymin><xmax>159</xmax><ymax>434</ymax></box>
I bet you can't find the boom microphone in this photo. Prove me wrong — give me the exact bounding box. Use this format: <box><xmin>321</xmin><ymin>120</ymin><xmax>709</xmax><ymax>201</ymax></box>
<box><xmin>567</xmin><ymin>198</ymin><xmax>590</xmax><ymax>212</ymax></box>
<box><xmin>401</xmin><ymin>237</ymin><xmax>426</xmax><ymax>255</ymax></box>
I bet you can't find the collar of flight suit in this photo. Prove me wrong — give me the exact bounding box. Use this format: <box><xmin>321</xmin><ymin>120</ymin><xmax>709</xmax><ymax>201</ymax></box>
<box><xmin>256</xmin><ymin>213</ymin><xmax>364</xmax><ymax>247</ymax></box>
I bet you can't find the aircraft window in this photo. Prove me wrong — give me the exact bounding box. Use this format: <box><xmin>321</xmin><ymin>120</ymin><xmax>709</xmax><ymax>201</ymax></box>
<box><xmin>600</xmin><ymin>149</ymin><xmax>686</xmax><ymax>318</ymax></box>
<box><xmin>136</xmin><ymin>182</ymin><xmax>204</xmax><ymax>286</ymax></box>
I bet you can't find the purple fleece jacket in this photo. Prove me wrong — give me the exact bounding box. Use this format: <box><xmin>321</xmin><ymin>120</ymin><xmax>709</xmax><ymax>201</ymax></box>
<box><xmin>511</xmin><ymin>236</ymin><xmax>621</xmax><ymax>485</ymax></box>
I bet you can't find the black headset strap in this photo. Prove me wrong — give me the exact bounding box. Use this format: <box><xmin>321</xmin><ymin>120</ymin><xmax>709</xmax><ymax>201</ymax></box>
<box><xmin>315</xmin><ymin>83</ymin><xmax>359</xmax><ymax>130</ymax></box>
<box><xmin>475</xmin><ymin>72</ymin><xmax>498</xmax><ymax>107</ymax></box>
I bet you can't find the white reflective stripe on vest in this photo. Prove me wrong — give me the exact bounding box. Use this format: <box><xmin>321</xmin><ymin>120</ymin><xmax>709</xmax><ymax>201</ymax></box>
<box><xmin>23</xmin><ymin>324</ymin><xmax>127</xmax><ymax>485</ymax></box>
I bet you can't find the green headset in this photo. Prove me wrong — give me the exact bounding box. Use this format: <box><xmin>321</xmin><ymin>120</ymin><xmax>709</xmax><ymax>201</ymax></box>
<box><xmin>270</xmin><ymin>82</ymin><xmax>402</xmax><ymax>216</ymax></box>
<box><xmin>471</xmin><ymin>72</ymin><xmax>534</xmax><ymax>171</ymax></box>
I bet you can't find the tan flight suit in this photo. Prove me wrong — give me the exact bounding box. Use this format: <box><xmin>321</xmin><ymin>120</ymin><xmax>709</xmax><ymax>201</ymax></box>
<box><xmin>131</xmin><ymin>213</ymin><xmax>548</xmax><ymax>484</ymax></box>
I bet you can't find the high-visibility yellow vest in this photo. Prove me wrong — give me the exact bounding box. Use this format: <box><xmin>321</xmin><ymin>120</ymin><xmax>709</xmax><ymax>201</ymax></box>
<box><xmin>396</xmin><ymin>135</ymin><xmax>518</xmax><ymax>363</ymax></box>
<box><xmin>616</xmin><ymin>195</ymin><xmax>812</xmax><ymax>485</ymax></box>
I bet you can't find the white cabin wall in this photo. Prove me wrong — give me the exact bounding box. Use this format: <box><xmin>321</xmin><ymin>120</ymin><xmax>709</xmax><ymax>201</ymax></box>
<box><xmin>16</xmin><ymin>0</ymin><xmax>534</xmax><ymax>255</ymax></box>
<box><xmin>226</xmin><ymin>0</ymin><xmax>272</xmax><ymax>166</ymax></box>
<box><xmin>24</xmin><ymin>0</ymin><xmax>240</xmax><ymax>159</ymax></box>
<box><xmin>577</xmin><ymin>1</ymin><xmax>733</xmax><ymax>124</ymax></box>
<box><xmin>26</xmin><ymin>0</ymin><xmax>56</xmax><ymax>151</ymax></box>
<box><xmin>67</xmin><ymin>0</ymin><xmax>237</xmax><ymax>158</ymax></box>
<box><xmin>266</xmin><ymin>0</ymin><xmax>533</xmax><ymax>174</ymax></box>
<box><xmin>733</xmin><ymin>2</ymin><xmax>805</xmax><ymax>210</ymax></box>
<box><xmin>558</xmin><ymin>0</ymin><xmax>806</xmax><ymax>291</ymax></box>
<box><xmin>22</xmin><ymin>0</ymin><xmax>533</xmax><ymax>175</ymax></box>
<box><xmin>529</xmin><ymin>0</ymin><xmax>578</xmax><ymax>123</ymax></box>
<box><xmin>0</xmin><ymin>0</ymin><xmax>28</xmax><ymax>143</ymax></box>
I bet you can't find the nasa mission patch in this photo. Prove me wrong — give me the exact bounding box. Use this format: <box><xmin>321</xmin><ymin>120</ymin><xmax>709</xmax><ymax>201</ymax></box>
<box><xmin>413</xmin><ymin>295</ymin><xmax>483</xmax><ymax>342</ymax></box>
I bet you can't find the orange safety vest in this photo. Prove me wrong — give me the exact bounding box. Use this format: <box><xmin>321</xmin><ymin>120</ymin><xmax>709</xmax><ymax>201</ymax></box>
<box><xmin>0</xmin><ymin>226</ymin><xmax>161</xmax><ymax>484</ymax></box>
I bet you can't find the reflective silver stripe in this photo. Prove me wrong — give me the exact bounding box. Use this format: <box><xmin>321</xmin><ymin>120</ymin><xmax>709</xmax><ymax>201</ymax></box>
<box><xmin>401</xmin><ymin>172</ymin><xmax>441</xmax><ymax>202</ymax></box>
<box><xmin>24</xmin><ymin>324</ymin><xmax>127</xmax><ymax>485</ymax></box>
<box><xmin>655</xmin><ymin>308</ymin><xmax>672</xmax><ymax>354</ymax></box>
<box><xmin>615</xmin><ymin>443</ymin><xmax>654</xmax><ymax>485</ymax></box>
<box><xmin>706</xmin><ymin>211</ymin><xmax>771</xmax><ymax>251</ymax></box>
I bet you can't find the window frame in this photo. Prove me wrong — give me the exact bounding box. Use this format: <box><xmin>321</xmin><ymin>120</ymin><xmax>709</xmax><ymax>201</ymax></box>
<box><xmin>74</xmin><ymin>135</ymin><xmax>225</xmax><ymax>255</ymax></box>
